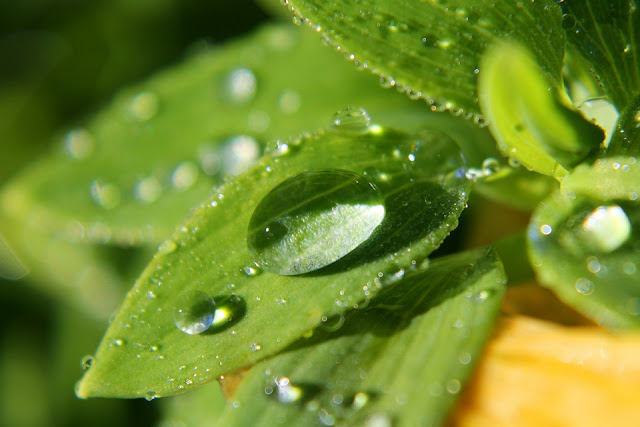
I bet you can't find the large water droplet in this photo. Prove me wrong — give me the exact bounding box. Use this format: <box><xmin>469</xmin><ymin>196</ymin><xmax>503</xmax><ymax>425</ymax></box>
<box><xmin>330</xmin><ymin>106</ymin><xmax>371</xmax><ymax>132</ymax></box>
<box><xmin>173</xmin><ymin>290</ymin><xmax>216</xmax><ymax>335</ymax></box>
<box><xmin>247</xmin><ymin>170</ymin><xmax>385</xmax><ymax>275</ymax></box>
<box><xmin>580</xmin><ymin>205</ymin><xmax>631</xmax><ymax>253</ymax></box>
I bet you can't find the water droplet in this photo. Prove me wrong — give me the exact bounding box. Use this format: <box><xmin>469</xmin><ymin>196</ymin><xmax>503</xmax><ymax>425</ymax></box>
<box><xmin>173</xmin><ymin>290</ymin><xmax>216</xmax><ymax>335</ymax></box>
<box><xmin>365</xmin><ymin>413</ymin><xmax>392</xmax><ymax>427</ymax></box>
<box><xmin>458</xmin><ymin>352</ymin><xmax>472</xmax><ymax>365</ymax></box>
<box><xmin>540</xmin><ymin>224</ymin><xmax>553</xmax><ymax>235</ymax></box>
<box><xmin>242</xmin><ymin>265</ymin><xmax>262</xmax><ymax>277</ymax></box>
<box><xmin>64</xmin><ymin>128</ymin><xmax>94</xmax><ymax>159</ymax></box>
<box><xmin>157</xmin><ymin>239</ymin><xmax>177</xmax><ymax>255</ymax></box>
<box><xmin>352</xmin><ymin>392</ymin><xmax>369</xmax><ymax>410</ymax></box>
<box><xmin>320</xmin><ymin>314</ymin><xmax>345</xmax><ymax>332</ymax></box>
<box><xmin>128</xmin><ymin>91</ymin><xmax>159</xmax><ymax>122</ymax></box>
<box><xmin>227</xmin><ymin>68</ymin><xmax>257</xmax><ymax>103</ymax></box>
<box><xmin>581</xmin><ymin>205</ymin><xmax>631</xmax><ymax>253</ymax></box>
<box><xmin>330</xmin><ymin>106</ymin><xmax>371</xmax><ymax>132</ymax></box>
<box><xmin>626</xmin><ymin>297</ymin><xmax>640</xmax><ymax>315</ymax></box>
<box><xmin>247</xmin><ymin>170</ymin><xmax>385</xmax><ymax>275</ymax></box>
<box><xmin>575</xmin><ymin>277</ymin><xmax>595</xmax><ymax>295</ymax></box>
<box><xmin>561</xmin><ymin>14</ymin><xmax>577</xmax><ymax>30</ymax></box>
<box><xmin>144</xmin><ymin>391</ymin><xmax>158</xmax><ymax>401</ymax></box>
<box><xmin>279</xmin><ymin>89</ymin><xmax>302</xmax><ymax>114</ymax></box>
<box><xmin>81</xmin><ymin>355</ymin><xmax>94</xmax><ymax>370</ymax></box>
<box><xmin>270</xmin><ymin>376</ymin><xmax>303</xmax><ymax>403</ymax></box>
<box><xmin>446</xmin><ymin>378</ymin><xmax>461</xmax><ymax>394</ymax></box>
<box><xmin>221</xmin><ymin>135</ymin><xmax>261</xmax><ymax>176</ymax></box>
<box><xmin>172</xmin><ymin>161</ymin><xmax>199</xmax><ymax>191</ymax></box>
<box><xmin>250</xmin><ymin>343</ymin><xmax>262</xmax><ymax>351</ymax></box>
<box><xmin>112</xmin><ymin>338</ymin><xmax>125</xmax><ymax>347</ymax></box>
<box><xmin>134</xmin><ymin>176</ymin><xmax>162</xmax><ymax>203</ymax></box>
<box><xmin>90</xmin><ymin>179</ymin><xmax>121</xmax><ymax>209</ymax></box>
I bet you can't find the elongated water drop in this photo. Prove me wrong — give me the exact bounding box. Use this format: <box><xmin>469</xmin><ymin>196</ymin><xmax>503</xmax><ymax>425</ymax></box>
<box><xmin>173</xmin><ymin>290</ymin><xmax>216</xmax><ymax>335</ymax></box>
<box><xmin>247</xmin><ymin>170</ymin><xmax>385</xmax><ymax>275</ymax></box>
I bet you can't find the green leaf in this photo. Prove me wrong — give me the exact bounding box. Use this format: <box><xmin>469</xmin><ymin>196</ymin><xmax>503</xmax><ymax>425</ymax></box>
<box><xmin>607</xmin><ymin>94</ymin><xmax>640</xmax><ymax>156</ymax></box>
<box><xmin>217</xmin><ymin>247</ymin><xmax>505</xmax><ymax>426</ymax></box>
<box><xmin>0</xmin><ymin>23</ymin><xmax>431</xmax><ymax>248</ymax></box>
<box><xmin>559</xmin><ymin>0</ymin><xmax>640</xmax><ymax>112</ymax></box>
<box><xmin>282</xmin><ymin>0</ymin><xmax>565</xmax><ymax>119</ymax></box>
<box><xmin>160</xmin><ymin>382</ymin><xmax>227</xmax><ymax>425</ymax></box>
<box><xmin>478</xmin><ymin>41</ymin><xmax>605</xmax><ymax>178</ymax></box>
<box><xmin>76</xmin><ymin>123</ymin><xmax>471</xmax><ymax>399</ymax></box>
<box><xmin>528</xmin><ymin>155</ymin><xmax>640</xmax><ymax>328</ymax></box>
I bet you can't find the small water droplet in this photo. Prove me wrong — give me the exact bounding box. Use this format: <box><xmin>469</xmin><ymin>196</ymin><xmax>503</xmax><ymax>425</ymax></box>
<box><xmin>144</xmin><ymin>391</ymin><xmax>158</xmax><ymax>401</ymax></box>
<box><xmin>227</xmin><ymin>68</ymin><xmax>257</xmax><ymax>103</ymax></box>
<box><xmin>250</xmin><ymin>343</ymin><xmax>262</xmax><ymax>351</ymax></box>
<box><xmin>626</xmin><ymin>297</ymin><xmax>640</xmax><ymax>315</ymax></box>
<box><xmin>575</xmin><ymin>277</ymin><xmax>595</xmax><ymax>295</ymax></box>
<box><xmin>446</xmin><ymin>378</ymin><xmax>461</xmax><ymax>394</ymax></box>
<box><xmin>128</xmin><ymin>91</ymin><xmax>159</xmax><ymax>122</ymax></box>
<box><xmin>458</xmin><ymin>352</ymin><xmax>472</xmax><ymax>365</ymax></box>
<box><xmin>242</xmin><ymin>265</ymin><xmax>262</xmax><ymax>277</ymax></box>
<box><xmin>172</xmin><ymin>161</ymin><xmax>199</xmax><ymax>191</ymax></box>
<box><xmin>81</xmin><ymin>355</ymin><xmax>94</xmax><ymax>370</ymax></box>
<box><xmin>90</xmin><ymin>179</ymin><xmax>121</xmax><ymax>209</ymax></box>
<box><xmin>279</xmin><ymin>89</ymin><xmax>302</xmax><ymax>114</ymax></box>
<box><xmin>134</xmin><ymin>176</ymin><xmax>163</xmax><ymax>203</ymax></box>
<box><xmin>113</xmin><ymin>338</ymin><xmax>125</xmax><ymax>347</ymax></box>
<box><xmin>157</xmin><ymin>239</ymin><xmax>177</xmax><ymax>255</ymax></box>
<box><xmin>173</xmin><ymin>290</ymin><xmax>216</xmax><ymax>335</ymax></box>
<box><xmin>221</xmin><ymin>135</ymin><xmax>261</xmax><ymax>176</ymax></box>
<box><xmin>247</xmin><ymin>170</ymin><xmax>385</xmax><ymax>275</ymax></box>
<box><xmin>64</xmin><ymin>128</ymin><xmax>94</xmax><ymax>159</ymax></box>
<box><xmin>330</xmin><ymin>106</ymin><xmax>372</xmax><ymax>132</ymax></box>
<box><xmin>352</xmin><ymin>392</ymin><xmax>369</xmax><ymax>410</ymax></box>
<box><xmin>540</xmin><ymin>224</ymin><xmax>553</xmax><ymax>235</ymax></box>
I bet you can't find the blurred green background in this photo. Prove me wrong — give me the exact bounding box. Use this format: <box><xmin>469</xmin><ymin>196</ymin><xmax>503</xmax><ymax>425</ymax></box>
<box><xmin>0</xmin><ymin>1</ymin><xmax>270</xmax><ymax>425</ymax></box>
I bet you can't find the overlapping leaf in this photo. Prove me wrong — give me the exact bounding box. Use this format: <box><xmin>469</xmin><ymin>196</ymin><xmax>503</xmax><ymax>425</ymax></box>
<box><xmin>608</xmin><ymin>94</ymin><xmax>640</xmax><ymax>156</ymax></box>
<box><xmin>76</xmin><ymin>122</ymin><xmax>471</xmax><ymax>398</ymax></box>
<box><xmin>528</xmin><ymin>156</ymin><xmax>640</xmax><ymax>328</ymax></box>
<box><xmin>282</xmin><ymin>0</ymin><xmax>565</xmax><ymax>119</ymax></box>
<box><xmin>559</xmin><ymin>0</ymin><xmax>640</xmax><ymax>112</ymax></box>
<box><xmin>217</xmin><ymin>247</ymin><xmax>505</xmax><ymax>426</ymax></box>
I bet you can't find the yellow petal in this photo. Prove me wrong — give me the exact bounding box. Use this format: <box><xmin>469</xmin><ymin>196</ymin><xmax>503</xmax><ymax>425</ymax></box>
<box><xmin>450</xmin><ymin>316</ymin><xmax>640</xmax><ymax>427</ymax></box>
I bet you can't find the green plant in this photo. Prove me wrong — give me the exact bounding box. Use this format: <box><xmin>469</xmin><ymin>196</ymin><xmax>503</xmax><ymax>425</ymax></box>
<box><xmin>1</xmin><ymin>0</ymin><xmax>639</xmax><ymax>425</ymax></box>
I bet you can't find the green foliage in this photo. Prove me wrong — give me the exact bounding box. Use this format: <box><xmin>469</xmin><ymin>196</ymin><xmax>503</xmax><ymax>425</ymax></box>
<box><xmin>1</xmin><ymin>0</ymin><xmax>639</xmax><ymax>425</ymax></box>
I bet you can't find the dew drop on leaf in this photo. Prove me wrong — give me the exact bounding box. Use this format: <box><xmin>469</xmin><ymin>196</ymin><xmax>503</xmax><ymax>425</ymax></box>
<box><xmin>247</xmin><ymin>169</ymin><xmax>385</xmax><ymax>275</ymax></box>
<box><xmin>127</xmin><ymin>91</ymin><xmax>159</xmax><ymax>122</ymax></box>
<box><xmin>81</xmin><ymin>355</ymin><xmax>94</xmax><ymax>371</ymax></box>
<box><xmin>64</xmin><ymin>128</ymin><xmax>94</xmax><ymax>159</ymax></box>
<box><xmin>227</xmin><ymin>67</ymin><xmax>257</xmax><ymax>103</ymax></box>
<box><xmin>330</xmin><ymin>106</ymin><xmax>371</xmax><ymax>132</ymax></box>
<box><xmin>580</xmin><ymin>205</ymin><xmax>631</xmax><ymax>253</ymax></box>
<box><xmin>90</xmin><ymin>179</ymin><xmax>121</xmax><ymax>209</ymax></box>
<box><xmin>173</xmin><ymin>290</ymin><xmax>216</xmax><ymax>335</ymax></box>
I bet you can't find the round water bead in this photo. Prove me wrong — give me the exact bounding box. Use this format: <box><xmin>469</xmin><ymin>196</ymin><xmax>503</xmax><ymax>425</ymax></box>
<box><xmin>247</xmin><ymin>169</ymin><xmax>385</xmax><ymax>275</ymax></box>
<box><xmin>173</xmin><ymin>290</ymin><xmax>216</xmax><ymax>335</ymax></box>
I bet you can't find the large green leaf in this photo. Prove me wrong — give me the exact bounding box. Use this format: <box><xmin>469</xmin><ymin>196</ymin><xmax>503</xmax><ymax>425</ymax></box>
<box><xmin>2</xmin><ymin>23</ymin><xmax>499</xmax><ymax>318</ymax></box>
<box><xmin>281</xmin><ymin>0</ymin><xmax>565</xmax><ymax>119</ymax></box>
<box><xmin>217</xmin><ymin>247</ymin><xmax>505</xmax><ymax>426</ymax></box>
<box><xmin>559</xmin><ymin>0</ymin><xmax>640</xmax><ymax>112</ymax></box>
<box><xmin>76</xmin><ymin>121</ymin><xmax>471</xmax><ymax>399</ymax></box>
<box><xmin>528</xmin><ymin>155</ymin><xmax>640</xmax><ymax>328</ymax></box>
